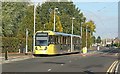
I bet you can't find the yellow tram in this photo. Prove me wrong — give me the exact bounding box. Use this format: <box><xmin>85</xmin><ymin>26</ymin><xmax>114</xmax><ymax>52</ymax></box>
<box><xmin>33</xmin><ymin>31</ymin><xmax>81</xmax><ymax>55</ymax></box>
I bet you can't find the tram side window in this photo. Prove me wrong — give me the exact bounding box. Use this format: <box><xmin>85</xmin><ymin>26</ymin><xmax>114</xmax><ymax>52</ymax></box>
<box><xmin>63</xmin><ymin>36</ymin><xmax>66</xmax><ymax>44</ymax></box>
<box><xmin>55</xmin><ymin>36</ymin><xmax>58</xmax><ymax>44</ymax></box>
<box><xmin>67</xmin><ymin>37</ymin><xmax>71</xmax><ymax>44</ymax></box>
<box><xmin>73</xmin><ymin>37</ymin><xmax>75</xmax><ymax>44</ymax></box>
<box><xmin>74</xmin><ymin>37</ymin><xmax>77</xmax><ymax>44</ymax></box>
<box><xmin>60</xmin><ymin>36</ymin><xmax>63</xmax><ymax>44</ymax></box>
<box><xmin>65</xmin><ymin>37</ymin><xmax>68</xmax><ymax>44</ymax></box>
<box><xmin>49</xmin><ymin>35</ymin><xmax>55</xmax><ymax>44</ymax></box>
<box><xmin>77</xmin><ymin>38</ymin><xmax>80</xmax><ymax>44</ymax></box>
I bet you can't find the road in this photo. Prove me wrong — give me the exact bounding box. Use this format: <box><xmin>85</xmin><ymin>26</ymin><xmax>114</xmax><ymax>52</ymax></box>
<box><xmin>2</xmin><ymin>48</ymin><xmax>120</xmax><ymax>73</ymax></box>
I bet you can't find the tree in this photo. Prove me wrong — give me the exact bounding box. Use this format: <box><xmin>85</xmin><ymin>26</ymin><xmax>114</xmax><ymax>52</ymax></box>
<box><xmin>2</xmin><ymin>2</ymin><xmax>29</xmax><ymax>37</ymax></box>
<box><xmin>81</xmin><ymin>20</ymin><xmax>96</xmax><ymax>48</ymax></box>
<box><xmin>92</xmin><ymin>36</ymin><xmax>96</xmax><ymax>44</ymax></box>
<box><xmin>17</xmin><ymin>4</ymin><xmax>34</xmax><ymax>38</ymax></box>
<box><xmin>36</xmin><ymin>2</ymin><xmax>84</xmax><ymax>34</ymax></box>
<box><xmin>96</xmin><ymin>36</ymin><xmax>101</xmax><ymax>44</ymax></box>
<box><xmin>45</xmin><ymin>10</ymin><xmax>63</xmax><ymax>32</ymax></box>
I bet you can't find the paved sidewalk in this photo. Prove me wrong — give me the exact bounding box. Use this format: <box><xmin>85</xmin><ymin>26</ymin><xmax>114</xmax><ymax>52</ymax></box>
<box><xmin>0</xmin><ymin>50</ymin><xmax>99</xmax><ymax>64</ymax></box>
<box><xmin>80</xmin><ymin>50</ymin><xmax>99</xmax><ymax>56</ymax></box>
<box><xmin>0</xmin><ymin>53</ymin><xmax>33</xmax><ymax>64</ymax></box>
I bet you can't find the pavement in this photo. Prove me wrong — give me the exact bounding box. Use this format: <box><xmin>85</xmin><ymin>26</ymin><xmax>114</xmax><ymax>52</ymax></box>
<box><xmin>1</xmin><ymin>47</ymin><xmax>119</xmax><ymax>64</ymax></box>
<box><xmin>0</xmin><ymin>50</ymin><xmax>98</xmax><ymax>64</ymax></box>
<box><xmin>0</xmin><ymin>52</ymin><xmax>33</xmax><ymax>64</ymax></box>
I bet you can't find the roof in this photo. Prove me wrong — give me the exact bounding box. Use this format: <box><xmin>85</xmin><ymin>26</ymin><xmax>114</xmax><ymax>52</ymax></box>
<box><xmin>36</xmin><ymin>31</ymin><xmax>81</xmax><ymax>38</ymax></box>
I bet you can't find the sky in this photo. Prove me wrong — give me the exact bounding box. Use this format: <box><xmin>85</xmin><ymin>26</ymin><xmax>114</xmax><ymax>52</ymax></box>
<box><xmin>30</xmin><ymin>0</ymin><xmax>119</xmax><ymax>39</ymax></box>
<box><xmin>73</xmin><ymin>2</ymin><xmax>118</xmax><ymax>39</ymax></box>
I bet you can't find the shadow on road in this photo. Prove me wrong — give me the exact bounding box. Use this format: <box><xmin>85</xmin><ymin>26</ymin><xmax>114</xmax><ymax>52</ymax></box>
<box><xmin>33</xmin><ymin>52</ymin><xmax>80</xmax><ymax>57</ymax></box>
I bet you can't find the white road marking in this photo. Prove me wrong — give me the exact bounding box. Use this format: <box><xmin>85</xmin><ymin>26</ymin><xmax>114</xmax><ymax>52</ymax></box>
<box><xmin>115</xmin><ymin>53</ymin><xmax>118</xmax><ymax>56</ymax></box>
<box><xmin>61</xmin><ymin>64</ymin><xmax>64</xmax><ymax>66</ymax></box>
<box><xmin>107</xmin><ymin>60</ymin><xmax>119</xmax><ymax>73</ymax></box>
<box><xmin>107</xmin><ymin>61</ymin><xmax>116</xmax><ymax>73</ymax></box>
<box><xmin>110</xmin><ymin>61</ymin><xmax>118</xmax><ymax>72</ymax></box>
<box><xmin>48</xmin><ymin>69</ymin><xmax>51</xmax><ymax>71</ymax></box>
<box><xmin>115</xmin><ymin>62</ymin><xmax>120</xmax><ymax>73</ymax></box>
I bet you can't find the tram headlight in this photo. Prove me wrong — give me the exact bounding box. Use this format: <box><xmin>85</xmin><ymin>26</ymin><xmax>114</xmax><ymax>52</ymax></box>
<box><xmin>35</xmin><ymin>47</ymin><xmax>38</xmax><ymax>50</ymax></box>
<box><xmin>44</xmin><ymin>47</ymin><xmax>47</xmax><ymax>50</ymax></box>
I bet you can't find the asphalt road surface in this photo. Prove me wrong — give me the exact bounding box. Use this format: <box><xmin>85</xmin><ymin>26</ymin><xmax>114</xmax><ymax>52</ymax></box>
<box><xmin>2</xmin><ymin>48</ymin><xmax>120</xmax><ymax>73</ymax></box>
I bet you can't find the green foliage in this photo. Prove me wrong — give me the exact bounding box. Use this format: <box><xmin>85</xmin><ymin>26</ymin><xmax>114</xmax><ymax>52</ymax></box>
<box><xmin>17</xmin><ymin>5</ymin><xmax>34</xmax><ymax>38</ymax></box>
<box><xmin>36</xmin><ymin>2</ymin><xmax>84</xmax><ymax>34</ymax></box>
<box><xmin>2</xmin><ymin>37</ymin><xmax>32</xmax><ymax>53</ymax></box>
<box><xmin>81</xmin><ymin>20</ymin><xmax>96</xmax><ymax>48</ymax></box>
<box><xmin>92</xmin><ymin>36</ymin><xmax>96</xmax><ymax>44</ymax></box>
<box><xmin>96</xmin><ymin>36</ymin><xmax>101</xmax><ymax>43</ymax></box>
<box><xmin>2</xmin><ymin>2</ymin><xmax>29</xmax><ymax>37</ymax></box>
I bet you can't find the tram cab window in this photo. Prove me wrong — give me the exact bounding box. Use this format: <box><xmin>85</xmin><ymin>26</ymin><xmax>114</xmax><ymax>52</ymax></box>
<box><xmin>36</xmin><ymin>40</ymin><xmax>48</xmax><ymax>46</ymax></box>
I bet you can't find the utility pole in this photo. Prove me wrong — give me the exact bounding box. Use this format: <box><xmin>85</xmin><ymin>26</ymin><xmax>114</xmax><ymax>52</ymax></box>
<box><xmin>53</xmin><ymin>8</ymin><xmax>58</xmax><ymax>32</ymax></box>
<box><xmin>86</xmin><ymin>25</ymin><xmax>88</xmax><ymax>48</ymax></box>
<box><xmin>33</xmin><ymin>3</ymin><xmax>37</xmax><ymax>53</ymax></box>
<box><xmin>80</xmin><ymin>22</ymin><xmax>82</xmax><ymax>49</ymax></box>
<box><xmin>25</xmin><ymin>28</ymin><xmax>28</xmax><ymax>55</ymax></box>
<box><xmin>71</xmin><ymin>17</ymin><xmax>75</xmax><ymax>52</ymax></box>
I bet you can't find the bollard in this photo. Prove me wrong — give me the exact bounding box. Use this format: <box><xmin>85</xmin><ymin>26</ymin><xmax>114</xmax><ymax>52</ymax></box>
<box><xmin>5</xmin><ymin>50</ymin><xmax>8</xmax><ymax>60</ymax></box>
<box><xmin>25</xmin><ymin>53</ymin><xmax>28</xmax><ymax>55</ymax></box>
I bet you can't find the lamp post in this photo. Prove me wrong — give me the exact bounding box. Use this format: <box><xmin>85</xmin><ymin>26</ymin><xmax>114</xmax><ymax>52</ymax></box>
<box><xmin>71</xmin><ymin>17</ymin><xmax>75</xmax><ymax>52</ymax></box>
<box><xmin>86</xmin><ymin>25</ymin><xmax>88</xmax><ymax>48</ymax></box>
<box><xmin>25</xmin><ymin>28</ymin><xmax>28</xmax><ymax>55</ymax></box>
<box><xmin>53</xmin><ymin>8</ymin><xmax>58</xmax><ymax>32</ymax></box>
<box><xmin>33</xmin><ymin>3</ymin><xmax>38</xmax><ymax>53</ymax></box>
<box><xmin>80</xmin><ymin>21</ymin><xmax>83</xmax><ymax>50</ymax></box>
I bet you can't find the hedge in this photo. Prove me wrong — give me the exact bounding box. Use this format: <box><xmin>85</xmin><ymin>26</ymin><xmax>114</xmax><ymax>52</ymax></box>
<box><xmin>2</xmin><ymin>37</ymin><xmax>33</xmax><ymax>53</ymax></box>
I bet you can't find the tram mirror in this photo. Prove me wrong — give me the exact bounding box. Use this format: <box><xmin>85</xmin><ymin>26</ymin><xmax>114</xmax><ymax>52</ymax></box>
<box><xmin>48</xmin><ymin>42</ymin><xmax>50</xmax><ymax>45</ymax></box>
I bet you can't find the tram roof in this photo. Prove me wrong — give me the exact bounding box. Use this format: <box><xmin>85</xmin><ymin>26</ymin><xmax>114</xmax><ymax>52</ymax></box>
<box><xmin>36</xmin><ymin>31</ymin><xmax>81</xmax><ymax>38</ymax></box>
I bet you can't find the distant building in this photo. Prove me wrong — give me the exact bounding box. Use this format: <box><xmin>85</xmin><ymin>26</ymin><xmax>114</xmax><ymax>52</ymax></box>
<box><xmin>102</xmin><ymin>38</ymin><xmax>113</xmax><ymax>46</ymax></box>
<box><xmin>113</xmin><ymin>37</ymin><xmax>120</xmax><ymax>44</ymax></box>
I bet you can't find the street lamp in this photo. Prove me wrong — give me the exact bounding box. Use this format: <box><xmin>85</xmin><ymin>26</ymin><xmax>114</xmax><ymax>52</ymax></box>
<box><xmin>80</xmin><ymin>20</ymin><xmax>83</xmax><ymax>50</ymax></box>
<box><xmin>25</xmin><ymin>28</ymin><xmax>28</xmax><ymax>55</ymax></box>
<box><xmin>71</xmin><ymin>17</ymin><xmax>75</xmax><ymax>52</ymax></box>
<box><xmin>33</xmin><ymin>3</ymin><xmax>38</xmax><ymax>53</ymax></box>
<box><xmin>53</xmin><ymin>8</ymin><xmax>58</xmax><ymax>32</ymax></box>
<box><xmin>72</xmin><ymin>17</ymin><xmax>75</xmax><ymax>34</ymax></box>
<box><xmin>44</xmin><ymin>24</ymin><xmax>46</xmax><ymax>30</ymax></box>
<box><xmin>86</xmin><ymin>25</ymin><xmax>88</xmax><ymax>49</ymax></box>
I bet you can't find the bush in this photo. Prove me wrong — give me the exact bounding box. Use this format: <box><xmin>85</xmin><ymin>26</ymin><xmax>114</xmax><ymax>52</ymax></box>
<box><xmin>2</xmin><ymin>37</ymin><xmax>33</xmax><ymax>53</ymax></box>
